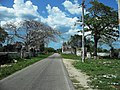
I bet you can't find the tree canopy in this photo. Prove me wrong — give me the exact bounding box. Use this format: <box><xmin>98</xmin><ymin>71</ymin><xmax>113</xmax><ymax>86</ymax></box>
<box><xmin>68</xmin><ymin>35</ymin><xmax>82</xmax><ymax>48</ymax></box>
<box><xmin>3</xmin><ymin>20</ymin><xmax>60</xmax><ymax>51</ymax></box>
<box><xmin>0</xmin><ymin>27</ymin><xmax>8</xmax><ymax>44</ymax></box>
<box><xmin>84</xmin><ymin>0</ymin><xmax>119</xmax><ymax>58</ymax></box>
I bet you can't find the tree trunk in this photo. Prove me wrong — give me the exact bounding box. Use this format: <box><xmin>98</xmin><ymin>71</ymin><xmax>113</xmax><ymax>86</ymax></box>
<box><xmin>110</xmin><ymin>47</ymin><xmax>114</xmax><ymax>58</ymax></box>
<box><xmin>93</xmin><ymin>37</ymin><xmax>98</xmax><ymax>59</ymax></box>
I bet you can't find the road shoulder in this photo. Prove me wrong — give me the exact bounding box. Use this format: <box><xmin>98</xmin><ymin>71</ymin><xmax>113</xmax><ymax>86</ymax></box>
<box><xmin>63</xmin><ymin>59</ymin><xmax>93</xmax><ymax>90</ymax></box>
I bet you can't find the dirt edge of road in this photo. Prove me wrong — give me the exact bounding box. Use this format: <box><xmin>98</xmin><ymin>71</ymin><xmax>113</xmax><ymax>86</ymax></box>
<box><xmin>63</xmin><ymin>59</ymin><xmax>93</xmax><ymax>90</ymax></box>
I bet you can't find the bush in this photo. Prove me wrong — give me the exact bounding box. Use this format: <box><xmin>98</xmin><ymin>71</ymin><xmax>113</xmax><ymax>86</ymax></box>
<box><xmin>0</xmin><ymin>47</ymin><xmax>4</xmax><ymax>52</ymax></box>
<box><xmin>0</xmin><ymin>54</ymin><xmax>13</xmax><ymax>65</ymax></box>
<box><xmin>25</xmin><ymin>55</ymin><xmax>31</xmax><ymax>59</ymax></box>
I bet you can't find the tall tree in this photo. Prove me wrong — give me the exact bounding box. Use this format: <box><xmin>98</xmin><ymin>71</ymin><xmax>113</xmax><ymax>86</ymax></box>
<box><xmin>20</xmin><ymin>20</ymin><xmax>60</xmax><ymax>51</ymax></box>
<box><xmin>84</xmin><ymin>1</ymin><xmax>119</xmax><ymax>59</ymax></box>
<box><xmin>68</xmin><ymin>35</ymin><xmax>82</xmax><ymax>54</ymax></box>
<box><xmin>68</xmin><ymin>34</ymin><xmax>92</xmax><ymax>55</ymax></box>
<box><xmin>2</xmin><ymin>22</ymin><xmax>20</xmax><ymax>44</ymax></box>
<box><xmin>69</xmin><ymin>35</ymin><xmax>82</xmax><ymax>48</ymax></box>
<box><xmin>3</xmin><ymin>20</ymin><xmax>60</xmax><ymax>52</ymax></box>
<box><xmin>0</xmin><ymin>27</ymin><xmax>8</xmax><ymax>44</ymax></box>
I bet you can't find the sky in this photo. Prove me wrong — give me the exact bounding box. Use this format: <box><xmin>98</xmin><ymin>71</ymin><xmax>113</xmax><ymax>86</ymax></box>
<box><xmin>0</xmin><ymin>0</ymin><xmax>118</xmax><ymax>49</ymax></box>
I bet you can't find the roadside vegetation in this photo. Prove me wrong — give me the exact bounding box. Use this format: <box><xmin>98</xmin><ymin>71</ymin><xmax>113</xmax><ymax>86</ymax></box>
<box><xmin>61</xmin><ymin>54</ymin><xmax>81</xmax><ymax>60</ymax></box>
<box><xmin>61</xmin><ymin>54</ymin><xmax>120</xmax><ymax>90</ymax></box>
<box><xmin>0</xmin><ymin>53</ymin><xmax>52</xmax><ymax>80</ymax></box>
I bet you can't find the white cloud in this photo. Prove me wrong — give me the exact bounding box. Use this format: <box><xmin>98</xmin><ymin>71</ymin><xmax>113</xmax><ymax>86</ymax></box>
<box><xmin>62</xmin><ymin>0</ymin><xmax>82</xmax><ymax>15</ymax></box>
<box><xmin>62</xmin><ymin>0</ymin><xmax>88</xmax><ymax>15</ymax></box>
<box><xmin>13</xmin><ymin>0</ymin><xmax>39</xmax><ymax>19</ymax></box>
<box><xmin>0</xmin><ymin>0</ymin><xmax>80</xmax><ymax>32</ymax></box>
<box><xmin>14</xmin><ymin>0</ymin><xmax>24</xmax><ymax>4</ymax></box>
<box><xmin>66</xmin><ymin>28</ymin><xmax>91</xmax><ymax>36</ymax></box>
<box><xmin>0</xmin><ymin>6</ymin><xmax>15</xmax><ymax>21</ymax></box>
<box><xmin>44</xmin><ymin>4</ymin><xmax>78</xmax><ymax>29</ymax></box>
<box><xmin>0</xmin><ymin>0</ymin><xmax>40</xmax><ymax>25</ymax></box>
<box><xmin>65</xmin><ymin>29</ymin><xmax>80</xmax><ymax>35</ymax></box>
<box><xmin>0</xmin><ymin>0</ymin><xmax>85</xmax><ymax>37</ymax></box>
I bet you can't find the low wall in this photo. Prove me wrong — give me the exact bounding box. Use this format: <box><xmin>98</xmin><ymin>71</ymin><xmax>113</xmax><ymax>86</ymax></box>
<box><xmin>97</xmin><ymin>53</ymin><xmax>110</xmax><ymax>57</ymax></box>
<box><xmin>76</xmin><ymin>51</ymin><xmax>110</xmax><ymax>57</ymax></box>
<box><xmin>0</xmin><ymin>52</ymin><xmax>30</xmax><ymax>58</ymax></box>
<box><xmin>62</xmin><ymin>51</ymin><xmax>72</xmax><ymax>54</ymax></box>
<box><xmin>0</xmin><ymin>52</ymin><xmax>19</xmax><ymax>58</ymax></box>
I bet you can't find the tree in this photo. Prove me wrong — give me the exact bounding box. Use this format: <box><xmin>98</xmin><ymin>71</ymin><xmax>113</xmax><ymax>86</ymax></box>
<box><xmin>84</xmin><ymin>1</ymin><xmax>119</xmax><ymax>59</ymax></box>
<box><xmin>56</xmin><ymin>48</ymin><xmax>62</xmax><ymax>53</ymax></box>
<box><xmin>0</xmin><ymin>27</ymin><xmax>8</xmax><ymax>45</ymax></box>
<box><xmin>2</xmin><ymin>22</ymin><xmax>20</xmax><ymax>44</ymax></box>
<box><xmin>69</xmin><ymin>35</ymin><xmax>82</xmax><ymax>54</ymax></box>
<box><xmin>68</xmin><ymin>34</ymin><xmax>92</xmax><ymax>55</ymax></box>
<box><xmin>69</xmin><ymin>35</ymin><xmax>82</xmax><ymax>48</ymax></box>
<box><xmin>20</xmin><ymin>20</ymin><xmax>60</xmax><ymax>52</ymax></box>
<box><xmin>3</xmin><ymin>20</ymin><xmax>60</xmax><ymax>52</ymax></box>
<box><xmin>44</xmin><ymin>47</ymin><xmax>56</xmax><ymax>53</ymax></box>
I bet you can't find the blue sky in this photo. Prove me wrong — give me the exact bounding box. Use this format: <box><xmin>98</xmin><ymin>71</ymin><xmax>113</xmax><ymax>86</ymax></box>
<box><xmin>0</xmin><ymin>0</ymin><xmax>118</xmax><ymax>49</ymax></box>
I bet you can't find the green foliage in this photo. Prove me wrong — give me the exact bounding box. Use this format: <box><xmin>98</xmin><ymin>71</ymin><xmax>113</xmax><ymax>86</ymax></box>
<box><xmin>61</xmin><ymin>54</ymin><xmax>81</xmax><ymax>60</ymax></box>
<box><xmin>68</xmin><ymin>35</ymin><xmax>82</xmax><ymax>48</ymax></box>
<box><xmin>67</xmin><ymin>34</ymin><xmax>94</xmax><ymax>52</ymax></box>
<box><xmin>0</xmin><ymin>27</ymin><xmax>8</xmax><ymax>44</ymax></box>
<box><xmin>97</xmin><ymin>47</ymin><xmax>109</xmax><ymax>52</ymax></box>
<box><xmin>0</xmin><ymin>53</ymin><xmax>51</xmax><ymax>80</ymax></box>
<box><xmin>62</xmin><ymin>54</ymin><xmax>120</xmax><ymax>89</ymax></box>
<box><xmin>44</xmin><ymin>47</ymin><xmax>56</xmax><ymax>53</ymax></box>
<box><xmin>84</xmin><ymin>1</ymin><xmax>119</xmax><ymax>57</ymax></box>
<box><xmin>0</xmin><ymin>47</ymin><xmax>3</xmax><ymax>52</ymax></box>
<box><xmin>56</xmin><ymin>48</ymin><xmax>62</xmax><ymax>53</ymax></box>
<box><xmin>0</xmin><ymin>54</ymin><xmax>13</xmax><ymax>65</ymax></box>
<box><xmin>73</xmin><ymin>59</ymin><xmax>120</xmax><ymax>90</ymax></box>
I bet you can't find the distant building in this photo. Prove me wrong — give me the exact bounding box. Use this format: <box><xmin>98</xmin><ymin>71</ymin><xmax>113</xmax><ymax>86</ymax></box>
<box><xmin>62</xmin><ymin>42</ymin><xmax>88</xmax><ymax>57</ymax></box>
<box><xmin>62</xmin><ymin>42</ymin><xmax>74</xmax><ymax>54</ymax></box>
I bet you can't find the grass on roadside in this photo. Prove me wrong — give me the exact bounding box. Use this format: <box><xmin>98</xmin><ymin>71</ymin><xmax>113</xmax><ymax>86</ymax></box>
<box><xmin>61</xmin><ymin>54</ymin><xmax>81</xmax><ymax>60</ymax></box>
<box><xmin>0</xmin><ymin>53</ymin><xmax>52</xmax><ymax>80</ymax></box>
<box><xmin>61</xmin><ymin>54</ymin><xmax>120</xmax><ymax>90</ymax></box>
<box><xmin>73</xmin><ymin>59</ymin><xmax>120</xmax><ymax>90</ymax></box>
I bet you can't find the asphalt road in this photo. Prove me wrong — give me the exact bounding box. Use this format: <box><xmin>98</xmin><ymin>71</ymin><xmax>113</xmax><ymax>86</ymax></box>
<box><xmin>0</xmin><ymin>53</ymin><xmax>75</xmax><ymax>90</ymax></box>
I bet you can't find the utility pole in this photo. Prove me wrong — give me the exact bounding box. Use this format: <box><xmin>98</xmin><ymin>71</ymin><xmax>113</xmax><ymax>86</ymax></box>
<box><xmin>81</xmin><ymin>0</ymin><xmax>85</xmax><ymax>62</ymax></box>
<box><xmin>118</xmin><ymin>0</ymin><xmax>120</xmax><ymax>30</ymax></box>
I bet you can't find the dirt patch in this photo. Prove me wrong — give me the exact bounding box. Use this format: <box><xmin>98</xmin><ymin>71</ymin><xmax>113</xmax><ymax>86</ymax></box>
<box><xmin>63</xmin><ymin>59</ymin><xmax>93</xmax><ymax>90</ymax></box>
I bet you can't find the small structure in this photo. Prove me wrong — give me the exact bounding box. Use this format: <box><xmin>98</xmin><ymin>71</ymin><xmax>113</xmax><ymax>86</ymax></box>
<box><xmin>76</xmin><ymin>48</ymin><xmax>82</xmax><ymax>56</ymax></box>
<box><xmin>62</xmin><ymin>42</ymin><xmax>74</xmax><ymax>54</ymax></box>
<box><xmin>118</xmin><ymin>52</ymin><xmax>120</xmax><ymax>58</ymax></box>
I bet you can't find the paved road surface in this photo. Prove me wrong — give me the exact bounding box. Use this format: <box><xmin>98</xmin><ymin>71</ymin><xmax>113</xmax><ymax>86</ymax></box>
<box><xmin>0</xmin><ymin>53</ymin><xmax>74</xmax><ymax>90</ymax></box>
